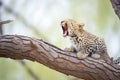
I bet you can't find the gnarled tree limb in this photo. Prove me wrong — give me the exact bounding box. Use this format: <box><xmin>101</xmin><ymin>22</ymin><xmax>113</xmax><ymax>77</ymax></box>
<box><xmin>0</xmin><ymin>35</ymin><xmax>120</xmax><ymax>80</ymax></box>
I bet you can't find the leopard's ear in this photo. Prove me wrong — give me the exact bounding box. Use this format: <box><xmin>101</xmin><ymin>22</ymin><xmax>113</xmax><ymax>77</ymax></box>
<box><xmin>79</xmin><ymin>23</ymin><xmax>85</xmax><ymax>27</ymax></box>
<box><xmin>78</xmin><ymin>23</ymin><xmax>85</xmax><ymax>29</ymax></box>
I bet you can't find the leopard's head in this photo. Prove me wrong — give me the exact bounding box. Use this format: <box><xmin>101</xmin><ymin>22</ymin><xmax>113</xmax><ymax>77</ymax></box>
<box><xmin>61</xmin><ymin>19</ymin><xmax>84</xmax><ymax>37</ymax></box>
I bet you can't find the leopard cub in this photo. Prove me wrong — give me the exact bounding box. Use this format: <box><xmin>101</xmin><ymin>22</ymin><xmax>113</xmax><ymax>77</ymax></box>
<box><xmin>61</xmin><ymin>19</ymin><xmax>109</xmax><ymax>61</ymax></box>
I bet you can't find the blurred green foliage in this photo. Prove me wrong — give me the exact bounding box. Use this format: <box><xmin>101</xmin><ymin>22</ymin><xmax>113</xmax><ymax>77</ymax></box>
<box><xmin>96</xmin><ymin>0</ymin><xmax>119</xmax><ymax>31</ymax></box>
<box><xmin>0</xmin><ymin>0</ymin><xmax>119</xmax><ymax>80</ymax></box>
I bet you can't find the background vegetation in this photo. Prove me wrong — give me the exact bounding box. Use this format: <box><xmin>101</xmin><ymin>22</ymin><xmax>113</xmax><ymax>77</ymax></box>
<box><xmin>0</xmin><ymin>0</ymin><xmax>120</xmax><ymax>80</ymax></box>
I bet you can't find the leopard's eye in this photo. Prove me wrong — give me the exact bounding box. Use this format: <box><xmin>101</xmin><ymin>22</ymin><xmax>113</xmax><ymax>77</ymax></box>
<box><xmin>61</xmin><ymin>21</ymin><xmax>64</xmax><ymax>24</ymax></box>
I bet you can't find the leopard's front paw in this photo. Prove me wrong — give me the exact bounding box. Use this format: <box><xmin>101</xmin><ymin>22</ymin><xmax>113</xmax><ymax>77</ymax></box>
<box><xmin>91</xmin><ymin>54</ymin><xmax>100</xmax><ymax>59</ymax></box>
<box><xmin>64</xmin><ymin>48</ymin><xmax>75</xmax><ymax>52</ymax></box>
<box><xmin>77</xmin><ymin>52</ymin><xmax>89</xmax><ymax>59</ymax></box>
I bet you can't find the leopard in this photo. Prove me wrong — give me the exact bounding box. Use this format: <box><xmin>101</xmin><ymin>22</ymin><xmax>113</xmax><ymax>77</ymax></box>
<box><xmin>61</xmin><ymin>19</ymin><xmax>110</xmax><ymax>62</ymax></box>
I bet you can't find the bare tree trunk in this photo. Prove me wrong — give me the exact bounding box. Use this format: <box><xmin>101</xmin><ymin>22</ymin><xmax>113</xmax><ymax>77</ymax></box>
<box><xmin>110</xmin><ymin>0</ymin><xmax>120</xmax><ymax>64</ymax></box>
<box><xmin>0</xmin><ymin>0</ymin><xmax>3</xmax><ymax>34</ymax></box>
<box><xmin>110</xmin><ymin>0</ymin><xmax>120</xmax><ymax>19</ymax></box>
<box><xmin>0</xmin><ymin>35</ymin><xmax>119</xmax><ymax>80</ymax></box>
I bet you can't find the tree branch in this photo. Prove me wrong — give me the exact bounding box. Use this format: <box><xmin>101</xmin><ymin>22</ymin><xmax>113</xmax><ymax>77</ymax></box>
<box><xmin>110</xmin><ymin>0</ymin><xmax>120</xmax><ymax>19</ymax></box>
<box><xmin>0</xmin><ymin>35</ymin><xmax>120</xmax><ymax>80</ymax></box>
<box><xmin>0</xmin><ymin>20</ymin><xmax>13</xmax><ymax>25</ymax></box>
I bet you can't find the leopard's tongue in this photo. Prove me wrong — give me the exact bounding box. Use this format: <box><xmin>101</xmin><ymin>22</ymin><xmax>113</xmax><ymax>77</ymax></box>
<box><xmin>61</xmin><ymin>24</ymin><xmax>68</xmax><ymax>37</ymax></box>
<box><xmin>63</xmin><ymin>30</ymin><xmax>68</xmax><ymax>37</ymax></box>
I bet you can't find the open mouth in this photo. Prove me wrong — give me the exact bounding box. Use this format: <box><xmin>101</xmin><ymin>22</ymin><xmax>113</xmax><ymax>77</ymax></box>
<box><xmin>61</xmin><ymin>22</ymin><xmax>68</xmax><ymax>37</ymax></box>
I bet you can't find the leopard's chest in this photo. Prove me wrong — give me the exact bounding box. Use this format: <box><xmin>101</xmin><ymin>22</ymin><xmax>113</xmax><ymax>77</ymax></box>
<box><xmin>70</xmin><ymin>36</ymin><xmax>86</xmax><ymax>51</ymax></box>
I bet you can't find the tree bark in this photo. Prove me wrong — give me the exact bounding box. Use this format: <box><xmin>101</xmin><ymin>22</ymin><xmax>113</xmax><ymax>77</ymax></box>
<box><xmin>110</xmin><ymin>0</ymin><xmax>120</xmax><ymax>19</ymax></box>
<box><xmin>0</xmin><ymin>35</ymin><xmax>120</xmax><ymax>80</ymax></box>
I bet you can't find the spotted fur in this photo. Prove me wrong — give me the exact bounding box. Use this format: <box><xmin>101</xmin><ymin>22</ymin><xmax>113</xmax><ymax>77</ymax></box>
<box><xmin>61</xmin><ymin>19</ymin><xmax>109</xmax><ymax>60</ymax></box>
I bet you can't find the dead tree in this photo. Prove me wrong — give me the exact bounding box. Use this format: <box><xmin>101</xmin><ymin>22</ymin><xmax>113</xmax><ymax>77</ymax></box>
<box><xmin>0</xmin><ymin>0</ymin><xmax>120</xmax><ymax>80</ymax></box>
